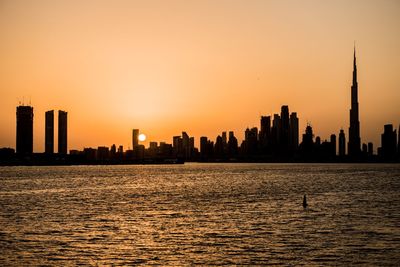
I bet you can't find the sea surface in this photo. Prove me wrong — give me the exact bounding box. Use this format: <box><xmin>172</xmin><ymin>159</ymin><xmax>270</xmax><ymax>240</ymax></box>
<box><xmin>0</xmin><ymin>163</ymin><xmax>399</xmax><ymax>266</ymax></box>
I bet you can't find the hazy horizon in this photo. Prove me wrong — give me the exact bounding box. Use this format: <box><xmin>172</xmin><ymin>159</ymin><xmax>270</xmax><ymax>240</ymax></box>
<box><xmin>1</xmin><ymin>0</ymin><xmax>399</xmax><ymax>152</ymax></box>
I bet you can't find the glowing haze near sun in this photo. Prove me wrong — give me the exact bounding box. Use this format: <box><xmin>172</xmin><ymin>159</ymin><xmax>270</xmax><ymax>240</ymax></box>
<box><xmin>0</xmin><ymin>0</ymin><xmax>399</xmax><ymax>152</ymax></box>
<box><xmin>138</xmin><ymin>134</ymin><xmax>146</xmax><ymax>142</ymax></box>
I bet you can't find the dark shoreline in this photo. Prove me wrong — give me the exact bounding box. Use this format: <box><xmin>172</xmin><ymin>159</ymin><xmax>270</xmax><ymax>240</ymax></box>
<box><xmin>1</xmin><ymin>157</ymin><xmax>399</xmax><ymax>167</ymax></box>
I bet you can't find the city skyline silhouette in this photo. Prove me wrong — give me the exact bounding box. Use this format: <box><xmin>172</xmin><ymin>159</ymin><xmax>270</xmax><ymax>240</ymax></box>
<box><xmin>3</xmin><ymin>48</ymin><xmax>399</xmax><ymax>159</ymax></box>
<box><xmin>3</xmin><ymin>47</ymin><xmax>399</xmax><ymax>164</ymax></box>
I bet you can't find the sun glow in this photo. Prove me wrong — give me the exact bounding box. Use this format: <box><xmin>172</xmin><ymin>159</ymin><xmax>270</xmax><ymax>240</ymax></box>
<box><xmin>138</xmin><ymin>133</ymin><xmax>146</xmax><ymax>142</ymax></box>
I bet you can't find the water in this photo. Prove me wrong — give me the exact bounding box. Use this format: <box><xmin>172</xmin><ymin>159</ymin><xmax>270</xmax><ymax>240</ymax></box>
<box><xmin>0</xmin><ymin>163</ymin><xmax>399</xmax><ymax>266</ymax></box>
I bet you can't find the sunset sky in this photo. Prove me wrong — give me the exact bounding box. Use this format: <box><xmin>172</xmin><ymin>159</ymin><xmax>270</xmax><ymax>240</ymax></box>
<box><xmin>0</xmin><ymin>0</ymin><xmax>399</xmax><ymax>152</ymax></box>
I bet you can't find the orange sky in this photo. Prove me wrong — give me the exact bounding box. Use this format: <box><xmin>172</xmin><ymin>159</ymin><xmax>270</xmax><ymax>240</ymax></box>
<box><xmin>0</xmin><ymin>0</ymin><xmax>399</xmax><ymax>152</ymax></box>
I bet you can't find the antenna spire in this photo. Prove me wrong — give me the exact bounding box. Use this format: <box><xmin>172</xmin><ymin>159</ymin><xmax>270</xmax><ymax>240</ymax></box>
<box><xmin>353</xmin><ymin>42</ymin><xmax>356</xmax><ymax>64</ymax></box>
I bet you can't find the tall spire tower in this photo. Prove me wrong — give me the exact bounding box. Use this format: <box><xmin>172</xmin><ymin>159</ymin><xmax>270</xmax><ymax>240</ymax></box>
<box><xmin>348</xmin><ymin>46</ymin><xmax>361</xmax><ymax>157</ymax></box>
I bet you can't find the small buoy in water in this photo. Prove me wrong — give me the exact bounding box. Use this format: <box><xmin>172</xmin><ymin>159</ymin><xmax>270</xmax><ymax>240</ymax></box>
<box><xmin>303</xmin><ymin>194</ymin><xmax>308</xmax><ymax>208</ymax></box>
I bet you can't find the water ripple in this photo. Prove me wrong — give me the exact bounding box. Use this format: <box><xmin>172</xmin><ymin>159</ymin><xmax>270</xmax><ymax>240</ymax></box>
<box><xmin>0</xmin><ymin>163</ymin><xmax>399</xmax><ymax>265</ymax></box>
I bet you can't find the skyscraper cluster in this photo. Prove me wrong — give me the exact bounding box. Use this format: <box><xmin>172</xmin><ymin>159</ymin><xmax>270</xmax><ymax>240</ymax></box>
<box><xmin>198</xmin><ymin>105</ymin><xmax>299</xmax><ymax>161</ymax></box>
<box><xmin>173</xmin><ymin>132</ymin><xmax>196</xmax><ymax>160</ymax></box>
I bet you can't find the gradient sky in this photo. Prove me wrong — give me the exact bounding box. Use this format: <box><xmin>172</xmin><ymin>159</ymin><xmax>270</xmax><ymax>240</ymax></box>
<box><xmin>0</xmin><ymin>0</ymin><xmax>399</xmax><ymax>152</ymax></box>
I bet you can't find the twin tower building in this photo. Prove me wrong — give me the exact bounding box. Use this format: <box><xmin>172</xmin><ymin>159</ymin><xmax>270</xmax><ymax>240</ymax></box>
<box><xmin>16</xmin><ymin>106</ymin><xmax>67</xmax><ymax>155</ymax></box>
<box><xmin>45</xmin><ymin>110</ymin><xmax>68</xmax><ymax>154</ymax></box>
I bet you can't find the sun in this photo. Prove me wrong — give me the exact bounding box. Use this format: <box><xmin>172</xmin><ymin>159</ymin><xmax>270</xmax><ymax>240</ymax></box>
<box><xmin>138</xmin><ymin>133</ymin><xmax>146</xmax><ymax>142</ymax></box>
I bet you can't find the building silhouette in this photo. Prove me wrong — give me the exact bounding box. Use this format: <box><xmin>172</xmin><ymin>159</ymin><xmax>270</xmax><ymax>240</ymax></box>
<box><xmin>228</xmin><ymin>131</ymin><xmax>238</xmax><ymax>157</ymax></box>
<box><xmin>200</xmin><ymin>136</ymin><xmax>214</xmax><ymax>160</ymax></box>
<box><xmin>315</xmin><ymin>136</ymin><xmax>321</xmax><ymax>146</ymax></box>
<box><xmin>159</xmin><ymin>142</ymin><xmax>173</xmax><ymax>159</ymax></box>
<box><xmin>45</xmin><ymin>110</ymin><xmax>54</xmax><ymax>154</ymax></box>
<box><xmin>221</xmin><ymin>131</ymin><xmax>227</xmax><ymax>155</ymax></box>
<box><xmin>380</xmin><ymin>124</ymin><xmax>397</xmax><ymax>160</ymax></box>
<box><xmin>330</xmin><ymin>134</ymin><xmax>336</xmax><ymax>157</ymax></box>
<box><xmin>214</xmin><ymin>135</ymin><xmax>224</xmax><ymax>158</ymax></box>
<box><xmin>299</xmin><ymin>124</ymin><xmax>314</xmax><ymax>158</ymax></box>
<box><xmin>243</xmin><ymin>127</ymin><xmax>258</xmax><ymax>156</ymax></box>
<box><xmin>110</xmin><ymin>144</ymin><xmax>117</xmax><ymax>159</ymax></box>
<box><xmin>271</xmin><ymin>114</ymin><xmax>280</xmax><ymax>153</ymax></box>
<box><xmin>16</xmin><ymin>105</ymin><xmax>34</xmax><ymax>155</ymax></box>
<box><xmin>368</xmin><ymin>142</ymin><xmax>373</xmax><ymax>156</ymax></box>
<box><xmin>348</xmin><ymin>47</ymin><xmax>361</xmax><ymax>157</ymax></box>
<box><xmin>182</xmin><ymin>132</ymin><xmax>193</xmax><ymax>159</ymax></box>
<box><xmin>173</xmin><ymin>132</ymin><xmax>196</xmax><ymax>160</ymax></box>
<box><xmin>97</xmin><ymin>146</ymin><xmax>110</xmax><ymax>161</ymax></box>
<box><xmin>259</xmin><ymin>116</ymin><xmax>271</xmax><ymax>153</ymax></box>
<box><xmin>58</xmin><ymin>110</ymin><xmax>68</xmax><ymax>154</ymax></box>
<box><xmin>200</xmin><ymin>136</ymin><xmax>208</xmax><ymax>157</ymax></box>
<box><xmin>132</xmin><ymin>129</ymin><xmax>139</xmax><ymax>149</ymax></box>
<box><xmin>173</xmin><ymin>135</ymin><xmax>183</xmax><ymax>157</ymax></box>
<box><xmin>339</xmin><ymin>129</ymin><xmax>346</xmax><ymax>157</ymax></box>
<box><xmin>148</xmin><ymin>142</ymin><xmax>158</xmax><ymax>158</ymax></box>
<box><xmin>280</xmin><ymin>105</ymin><xmax>290</xmax><ymax>153</ymax></box>
<box><xmin>289</xmin><ymin>112</ymin><xmax>299</xmax><ymax>151</ymax></box>
<box><xmin>362</xmin><ymin>143</ymin><xmax>368</xmax><ymax>156</ymax></box>
<box><xmin>314</xmin><ymin>135</ymin><xmax>336</xmax><ymax>160</ymax></box>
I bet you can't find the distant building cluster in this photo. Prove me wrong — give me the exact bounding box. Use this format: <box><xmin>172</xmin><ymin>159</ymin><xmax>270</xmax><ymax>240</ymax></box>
<box><xmin>198</xmin><ymin>106</ymin><xmax>300</xmax><ymax>161</ymax></box>
<box><xmin>1</xmin><ymin>48</ymin><xmax>399</xmax><ymax>164</ymax></box>
<box><xmin>68</xmin><ymin>130</ymin><xmax>178</xmax><ymax>164</ymax></box>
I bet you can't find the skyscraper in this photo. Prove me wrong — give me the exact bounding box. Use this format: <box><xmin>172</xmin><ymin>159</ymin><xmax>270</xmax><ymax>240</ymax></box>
<box><xmin>260</xmin><ymin>116</ymin><xmax>271</xmax><ymax>135</ymax></box>
<box><xmin>173</xmin><ymin>135</ymin><xmax>182</xmax><ymax>157</ymax></box>
<box><xmin>228</xmin><ymin>131</ymin><xmax>238</xmax><ymax>157</ymax></box>
<box><xmin>45</xmin><ymin>110</ymin><xmax>54</xmax><ymax>154</ymax></box>
<box><xmin>280</xmin><ymin>105</ymin><xmax>290</xmax><ymax>152</ymax></box>
<box><xmin>259</xmin><ymin>116</ymin><xmax>271</xmax><ymax>152</ymax></box>
<box><xmin>300</xmin><ymin>124</ymin><xmax>314</xmax><ymax>157</ymax></box>
<box><xmin>58</xmin><ymin>110</ymin><xmax>68</xmax><ymax>154</ymax></box>
<box><xmin>244</xmin><ymin>127</ymin><xmax>258</xmax><ymax>155</ymax></box>
<box><xmin>289</xmin><ymin>112</ymin><xmax>299</xmax><ymax>151</ymax></box>
<box><xmin>348</xmin><ymin>47</ymin><xmax>361</xmax><ymax>157</ymax></box>
<box><xmin>214</xmin><ymin>135</ymin><xmax>224</xmax><ymax>158</ymax></box>
<box><xmin>330</xmin><ymin>134</ymin><xmax>336</xmax><ymax>157</ymax></box>
<box><xmin>221</xmin><ymin>131</ymin><xmax>227</xmax><ymax>153</ymax></box>
<box><xmin>339</xmin><ymin>129</ymin><xmax>346</xmax><ymax>157</ymax></box>
<box><xmin>16</xmin><ymin>105</ymin><xmax>33</xmax><ymax>154</ymax></box>
<box><xmin>271</xmin><ymin>114</ymin><xmax>281</xmax><ymax>151</ymax></box>
<box><xmin>200</xmin><ymin>136</ymin><xmax>208</xmax><ymax>157</ymax></box>
<box><xmin>368</xmin><ymin>142</ymin><xmax>373</xmax><ymax>156</ymax></box>
<box><xmin>380</xmin><ymin>124</ymin><xmax>397</xmax><ymax>160</ymax></box>
<box><xmin>132</xmin><ymin>129</ymin><xmax>139</xmax><ymax>149</ymax></box>
<box><xmin>182</xmin><ymin>131</ymin><xmax>190</xmax><ymax>158</ymax></box>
